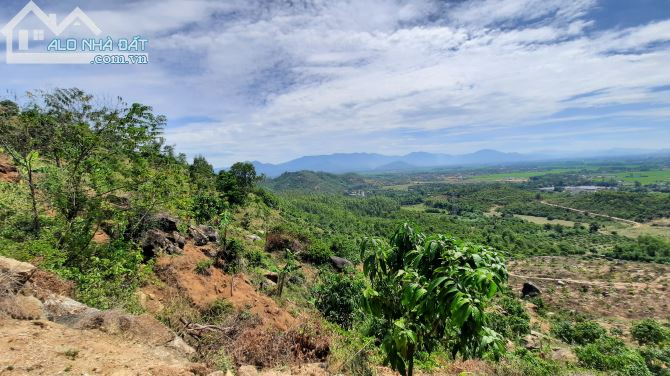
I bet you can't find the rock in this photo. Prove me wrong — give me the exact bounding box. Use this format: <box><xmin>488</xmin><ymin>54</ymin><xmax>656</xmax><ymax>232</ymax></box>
<box><xmin>264</xmin><ymin>271</ymin><xmax>279</xmax><ymax>283</ymax></box>
<box><xmin>168</xmin><ymin>335</ymin><xmax>196</xmax><ymax>355</ymax></box>
<box><xmin>523</xmin><ymin>331</ymin><xmax>542</xmax><ymax>350</ymax></box>
<box><xmin>151</xmin><ymin>213</ymin><xmax>180</xmax><ymax>232</ymax></box>
<box><xmin>238</xmin><ymin>365</ymin><xmax>259</xmax><ymax>376</ymax></box>
<box><xmin>142</xmin><ymin>229</ymin><xmax>183</xmax><ymax>259</ymax></box>
<box><xmin>0</xmin><ymin>295</ymin><xmax>44</xmax><ymax>320</ymax></box>
<box><xmin>42</xmin><ymin>294</ymin><xmax>99</xmax><ymax>325</ymax></box>
<box><xmin>556</xmin><ymin>280</ymin><xmax>565</xmax><ymax>286</ymax></box>
<box><xmin>330</xmin><ymin>256</ymin><xmax>353</xmax><ymax>271</ymax></box>
<box><xmin>207</xmin><ymin>372</ymin><xmax>226</xmax><ymax>376</ymax></box>
<box><xmin>522</xmin><ymin>282</ymin><xmax>541</xmax><ymax>298</ymax></box>
<box><xmin>199</xmin><ymin>225</ymin><xmax>219</xmax><ymax>243</ymax></box>
<box><xmin>171</xmin><ymin>231</ymin><xmax>186</xmax><ymax>249</ymax></box>
<box><xmin>246</xmin><ymin>234</ymin><xmax>261</xmax><ymax>242</ymax></box>
<box><xmin>189</xmin><ymin>226</ymin><xmax>209</xmax><ymax>246</ymax></box>
<box><xmin>0</xmin><ymin>256</ymin><xmax>36</xmax><ymax>292</ymax></box>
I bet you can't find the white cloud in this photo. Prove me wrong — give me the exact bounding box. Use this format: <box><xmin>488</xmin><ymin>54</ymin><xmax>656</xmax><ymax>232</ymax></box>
<box><xmin>2</xmin><ymin>0</ymin><xmax>670</xmax><ymax>166</ymax></box>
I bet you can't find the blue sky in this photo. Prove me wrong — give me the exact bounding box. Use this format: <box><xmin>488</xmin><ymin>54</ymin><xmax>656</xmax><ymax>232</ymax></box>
<box><xmin>1</xmin><ymin>0</ymin><xmax>670</xmax><ymax>166</ymax></box>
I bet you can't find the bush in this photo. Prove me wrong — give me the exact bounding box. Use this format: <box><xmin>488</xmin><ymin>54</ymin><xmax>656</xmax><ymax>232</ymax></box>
<box><xmin>551</xmin><ymin>319</ymin><xmax>605</xmax><ymax>345</ymax></box>
<box><xmin>639</xmin><ymin>346</ymin><xmax>670</xmax><ymax>376</ymax></box>
<box><xmin>576</xmin><ymin>337</ymin><xmax>652</xmax><ymax>376</ymax></box>
<box><xmin>192</xmin><ymin>192</ymin><xmax>227</xmax><ymax>224</ymax></box>
<box><xmin>303</xmin><ymin>239</ymin><xmax>333</xmax><ymax>264</ymax></box>
<box><xmin>493</xmin><ymin>349</ymin><xmax>564</xmax><ymax>376</ymax></box>
<box><xmin>312</xmin><ymin>272</ymin><xmax>364</xmax><ymax>329</ymax></box>
<box><xmin>489</xmin><ymin>294</ymin><xmax>531</xmax><ymax>340</ymax></box>
<box><xmin>632</xmin><ymin>319</ymin><xmax>668</xmax><ymax>345</ymax></box>
<box><xmin>195</xmin><ymin>258</ymin><xmax>214</xmax><ymax>275</ymax></box>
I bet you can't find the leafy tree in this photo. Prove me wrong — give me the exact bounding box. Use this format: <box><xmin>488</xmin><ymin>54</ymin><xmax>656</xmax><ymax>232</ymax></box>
<box><xmin>189</xmin><ymin>155</ymin><xmax>215</xmax><ymax>192</ymax></box>
<box><xmin>277</xmin><ymin>249</ymin><xmax>300</xmax><ymax>297</ymax></box>
<box><xmin>217</xmin><ymin>162</ymin><xmax>260</xmax><ymax>205</ymax></box>
<box><xmin>313</xmin><ymin>271</ymin><xmax>365</xmax><ymax>329</ymax></box>
<box><xmin>0</xmin><ymin>104</ymin><xmax>53</xmax><ymax>233</ymax></box>
<box><xmin>360</xmin><ymin>223</ymin><xmax>507</xmax><ymax>376</ymax></box>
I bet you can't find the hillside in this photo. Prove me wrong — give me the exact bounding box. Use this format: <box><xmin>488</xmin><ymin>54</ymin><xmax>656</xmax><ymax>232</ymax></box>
<box><xmin>262</xmin><ymin>170</ymin><xmax>372</xmax><ymax>193</ymax></box>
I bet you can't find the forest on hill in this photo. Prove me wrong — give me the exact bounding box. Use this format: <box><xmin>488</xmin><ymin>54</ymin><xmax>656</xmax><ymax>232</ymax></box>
<box><xmin>1</xmin><ymin>89</ymin><xmax>670</xmax><ymax>376</ymax></box>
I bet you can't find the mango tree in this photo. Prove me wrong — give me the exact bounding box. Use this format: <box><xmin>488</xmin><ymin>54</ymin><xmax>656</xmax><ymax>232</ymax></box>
<box><xmin>361</xmin><ymin>223</ymin><xmax>508</xmax><ymax>376</ymax></box>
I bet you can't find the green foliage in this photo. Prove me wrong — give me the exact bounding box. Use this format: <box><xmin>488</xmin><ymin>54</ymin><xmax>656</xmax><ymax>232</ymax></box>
<box><xmin>639</xmin><ymin>346</ymin><xmax>670</xmax><ymax>376</ymax></box>
<box><xmin>576</xmin><ymin>337</ymin><xmax>652</xmax><ymax>376</ymax></box>
<box><xmin>360</xmin><ymin>223</ymin><xmax>507</xmax><ymax>376</ymax></box>
<box><xmin>313</xmin><ymin>271</ymin><xmax>365</xmax><ymax>329</ymax></box>
<box><xmin>632</xmin><ymin>319</ymin><xmax>668</xmax><ymax>345</ymax></box>
<box><xmin>195</xmin><ymin>258</ymin><xmax>214</xmax><ymax>275</ymax></box>
<box><xmin>304</xmin><ymin>238</ymin><xmax>334</xmax><ymax>264</ymax></box>
<box><xmin>608</xmin><ymin>236</ymin><xmax>670</xmax><ymax>264</ymax></box>
<box><xmin>494</xmin><ymin>349</ymin><xmax>565</xmax><ymax>376</ymax></box>
<box><xmin>489</xmin><ymin>292</ymin><xmax>531</xmax><ymax>340</ymax></box>
<box><xmin>551</xmin><ymin>319</ymin><xmax>606</xmax><ymax>345</ymax></box>
<box><xmin>192</xmin><ymin>192</ymin><xmax>228</xmax><ymax>224</ymax></box>
<box><xmin>217</xmin><ymin>162</ymin><xmax>260</xmax><ymax>206</ymax></box>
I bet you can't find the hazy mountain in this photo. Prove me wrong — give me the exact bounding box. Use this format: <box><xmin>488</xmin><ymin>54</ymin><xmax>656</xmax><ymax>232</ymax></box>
<box><xmin>252</xmin><ymin>149</ymin><xmax>670</xmax><ymax>177</ymax></box>
<box><xmin>253</xmin><ymin>149</ymin><xmax>538</xmax><ymax>177</ymax></box>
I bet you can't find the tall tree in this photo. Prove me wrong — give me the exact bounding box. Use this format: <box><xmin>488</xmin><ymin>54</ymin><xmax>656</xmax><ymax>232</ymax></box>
<box><xmin>0</xmin><ymin>102</ymin><xmax>54</xmax><ymax>233</ymax></box>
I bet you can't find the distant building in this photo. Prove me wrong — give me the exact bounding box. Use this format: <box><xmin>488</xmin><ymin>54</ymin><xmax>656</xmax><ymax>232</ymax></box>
<box><xmin>346</xmin><ymin>190</ymin><xmax>366</xmax><ymax>197</ymax></box>
<box><xmin>563</xmin><ymin>185</ymin><xmax>613</xmax><ymax>194</ymax></box>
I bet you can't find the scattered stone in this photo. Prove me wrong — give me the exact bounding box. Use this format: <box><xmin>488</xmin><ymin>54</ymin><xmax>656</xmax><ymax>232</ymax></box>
<box><xmin>556</xmin><ymin>280</ymin><xmax>565</xmax><ymax>286</ymax></box>
<box><xmin>246</xmin><ymin>234</ymin><xmax>261</xmax><ymax>242</ymax></box>
<box><xmin>172</xmin><ymin>232</ymin><xmax>186</xmax><ymax>249</ymax></box>
<box><xmin>522</xmin><ymin>282</ymin><xmax>541</xmax><ymax>298</ymax></box>
<box><xmin>330</xmin><ymin>256</ymin><xmax>353</xmax><ymax>271</ymax></box>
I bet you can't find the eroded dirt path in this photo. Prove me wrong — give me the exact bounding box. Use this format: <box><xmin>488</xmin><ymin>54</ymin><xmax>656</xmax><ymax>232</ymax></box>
<box><xmin>539</xmin><ymin>201</ymin><xmax>641</xmax><ymax>226</ymax></box>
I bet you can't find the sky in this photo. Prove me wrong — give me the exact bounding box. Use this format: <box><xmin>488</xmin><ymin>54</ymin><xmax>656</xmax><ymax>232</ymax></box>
<box><xmin>1</xmin><ymin>0</ymin><xmax>670</xmax><ymax>167</ymax></box>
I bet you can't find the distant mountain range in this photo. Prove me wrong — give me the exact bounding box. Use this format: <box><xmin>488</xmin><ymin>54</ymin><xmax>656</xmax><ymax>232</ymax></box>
<box><xmin>251</xmin><ymin>149</ymin><xmax>670</xmax><ymax>177</ymax></box>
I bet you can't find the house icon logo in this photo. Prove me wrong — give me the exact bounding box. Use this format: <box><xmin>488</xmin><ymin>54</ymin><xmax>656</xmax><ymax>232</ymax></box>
<box><xmin>1</xmin><ymin>1</ymin><xmax>101</xmax><ymax>64</ymax></box>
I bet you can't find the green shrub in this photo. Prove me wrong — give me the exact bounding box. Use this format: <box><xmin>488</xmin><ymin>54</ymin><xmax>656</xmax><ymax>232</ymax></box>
<box><xmin>303</xmin><ymin>238</ymin><xmax>333</xmax><ymax>264</ymax></box>
<box><xmin>494</xmin><ymin>349</ymin><xmax>565</xmax><ymax>376</ymax></box>
<box><xmin>639</xmin><ymin>346</ymin><xmax>670</xmax><ymax>376</ymax></box>
<box><xmin>551</xmin><ymin>319</ymin><xmax>605</xmax><ymax>345</ymax></box>
<box><xmin>576</xmin><ymin>337</ymin><xmax>652</xmax><ymax>376</ymax></box>
<box><xmin>195</xmin><ymin>258</ymin><xmax>214</xmax><ymax>275</ymax></box>
<box><xmin>203</xmin><ymin>298</ymin><xmax>234</xmax><ymax>322</ymax></box>
<box><xmin>489</xmin><ymin>294</ymin><xmax>531</xmax><ymax>340</ymax></box>
<box><xmin>312</xmin><ymin>271</ymin><xmax>364</xmax><ymax>329</ymax></box>
<box><xmin>632</xmin><ymin>319</ymin><xmax>668</xmax><ymax>345</ymax></box>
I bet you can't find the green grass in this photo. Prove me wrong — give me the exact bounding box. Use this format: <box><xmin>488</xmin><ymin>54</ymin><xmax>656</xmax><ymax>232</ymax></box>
<box><xmin>469</xmin><ymin>168</ymin><xmax>578</xmax><ymax>182</ymax></box>
<box><xmin>591</xmin><ymin>169</ymin><xmax>670</xmax><ymax>185</ymax></box>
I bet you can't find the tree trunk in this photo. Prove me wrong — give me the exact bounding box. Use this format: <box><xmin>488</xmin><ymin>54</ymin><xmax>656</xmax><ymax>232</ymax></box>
<box><xmin>407</xmin><ymin>345</ymin><xmax>415</xmax><ymax>376</ymax></box>
<box><xmin>230</xmin><ymin>274</ymin><xmax>234</xmax><ymax>297</ymax></box>
<box><xmin>26</xmin><ymin>162</ymin><xmax>39</xmax><ymax>234</ymax></box>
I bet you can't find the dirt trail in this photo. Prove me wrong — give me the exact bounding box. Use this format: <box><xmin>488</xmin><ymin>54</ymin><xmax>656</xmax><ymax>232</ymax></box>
<box><xmin>0</xmin><ymin>318</ymin><xmax>204</xmax><ymax>376</ymax></box>
<box><xmin>509</xmin><ymin>273</ymin><xmax>662</xmax><ymax>289</ymax></box>
<box><xmin>539</xmin><ymin>201</ymin><xmax>641</xmax><ymax>226</ymax></box>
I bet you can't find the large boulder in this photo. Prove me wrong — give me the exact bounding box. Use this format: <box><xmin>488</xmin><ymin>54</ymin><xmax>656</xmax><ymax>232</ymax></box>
<box><xmin>0</xmin><ymin>256</ymin><xmax>36</xmax><ymax>293</ymax></box>
<box><xmin>189</xmin><ymin>226</ymin><xmax>209</xmax><ymax>246</ymax></box>
<box><xmin>42</xmin><ymin>294</ymin><xmax>99</xmax><ymax>325</ymax></box>
<box><xmin>142</xmin><ymin>229</ymin><xmax>183</xmax><ymax>259</ymax></box>
<box><xmin>0</xmin><ymin>294</ymin><xmax>44</xmax><ymax>320</ymax></box>
<box><xmin>200</xmin><ymin>225</ymin><xmax>219</xmax><ymax>243</ymax></box>
<box><xmin>330</xmin><ymin>256</ymin><xmax>353</xmax><ymax>271</ymax></box>
<box><xmin>522</xmin><ymin>282</ymin><xmax>542</xmax><ymax>298</ymax></box>
<box><xmin>150</xmin><ymin>213</ymin><xmax>180</xmax><ymax>233</ymax></box>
